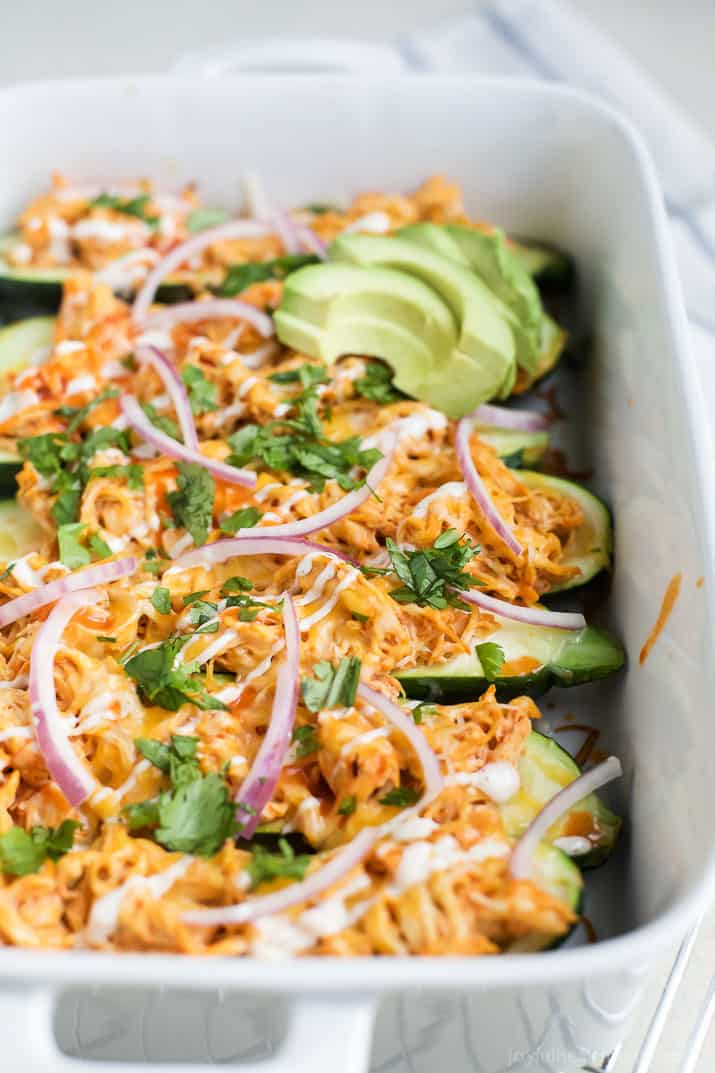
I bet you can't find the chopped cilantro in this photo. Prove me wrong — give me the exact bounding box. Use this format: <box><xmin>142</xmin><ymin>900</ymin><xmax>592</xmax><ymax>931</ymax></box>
<box><xmin>167</xmin><ymin>462</ymin><xmax>215</xmax><ymax>545</ymax></box>
<box><xmin>303</xmin><ymin>203</ymin><xmax>340</xmax><ymax>215</ymax></box>
<box><xmin>140</xmin><ymin>401</ymin><xmax>180</xmax><ymax>441</ymax></box>
<box><xmin>88</xmin><ymin>532</ymin><xmax>112</xmax><ymax>559</ymax></box>
<box><xmin>213</xmin><ymin>254</ymin><xmax>318</xmax><ymax>297</ymax></box>
<box><xmin>220</xmin><ymin>506</ymin><xmax>262</xmax><ymax>533</ymax></box>
<box><xmin>384</xmin><ymin>530</ymin><xmax>480</xmax><ymax>610</ymax></box>
<box><xmin>220</xmin><ymin>576</ymin><xmax>253</xmax><ymax>595</ymax></box>
<box><xmin>292</xmin><ymin>724</ymin><xmax>319</xmax><ymax>759</ymax></box>
<box><xmin>475</xmin><ymin>641</ymin><xmax>505</xmax><ymax>681</ymax></box>
<box><xmin>379</xmin><ymin>786</ymin><xmax>420</xmax><ymax>808</ymax></box>
<box><xmin>412</xmin><ymin>703</ymin><xmax>437</xmax><ymax>725</ymax></box>
<box><xmin>90</xmin><ymin>192</ymin><xmax>159</xmax><ymax>230</ymax></box>
<box><xmin>182</xmin><ymin>590</ymin><xmax>211</xmax><ymax>606</ymax></box>
<box><xmin>181</xmin><ymin>365</ymin><xmax>218</xmax><ymax>416</ymax></box>
<box><xmin>353</xmin><ymin>361</ymin><xmax>404</xmax><ymax>404</ymax></box>
<box><xmin>123</xmin><ymin>636</ymin><xmax>227</xmax><ymax>712</ymax></box>
<box><xmin>88</xmin><ymin>462</ymin><xmax>144</xmax><ymax>490</ymax></box>
<box><xmin>0</xmin><ymin>820</ymin><xmax>78</xmax><ymax>876</ymax></box>
<box><xmin>246</xmin><ymin>838</ymin><xmax>311</xmax><ymax>890</ymax></box>
<box><xmin>151</xmin><ymin>587</ymin><xmax>172</xmax><ymax>615</ymax></box>
<box><xmin>54</xmin><ymin>386</ymin><xmax>119</xmax><ymax>434</ymax></box>
<box><xmin>57</xmin><ymin>523</ymin><xmax>91</xmax><ymax>569</ymax></box>
<box><xmin>125</xmin><ymin>735</ymin><xmax>237</xmax><ymax>856</ymax></box>
<box><xmin>185</xmin><ymin>206</ymin><xmax>230</xmax><ymax>233</ymax></box>
<box><xmin>97</xmin><ymin>635</ymin><xmax>117</xmax><ymax>644</ymax></box>
<box><xmin>337</xmin><ymin>795</ymin><xmax>357</xmax><ymax>816</ymax></box>
<box><xmin>142</xmin><ymin>549</ymin><xmax>168</xmax><ymax>575</ymax></box>
<box><xmin>269</xmin><ymin>364</ymin><xmax>328</xmax><ymax>389</ymax></box>
<box><xmin>301</xmin><ymin>658</ymin><xmax>361</xmax><ymax>713</ymax></box>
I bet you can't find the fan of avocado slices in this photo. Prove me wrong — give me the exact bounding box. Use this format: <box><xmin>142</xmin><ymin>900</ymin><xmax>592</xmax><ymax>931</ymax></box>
<box><xmin>274</xmin><ymin>223</ymin><xmax>568</xmax><ymax>417</ymax></box>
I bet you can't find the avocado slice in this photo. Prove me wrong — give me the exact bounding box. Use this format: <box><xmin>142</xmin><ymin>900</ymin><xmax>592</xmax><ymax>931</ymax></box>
<box><xmin>399</xmin><ymin>223</ymin><xmax>544</xmax><ymax>379</ymax></box>
<box><xmin>502</xmin><ymin>732</ymin><xmax>622</xmax><ymax>869</ymax></box>
<box><xmin>329</xmin><ymin>233</ymin><xmax>517</xmax><ymax>402</ymax></box>
<box><xmin>509</xmin><ymin>240</ymin><xmax>575</xmax><ymax>287</ymax></box>
<box><xmin>395</xmin><ymin>621</ymin><xmax>625</xmax><ymax>703</ymax></box>
<box><xmin>275</xmin><ymin>261</ymin><xmax>512</xmax><ymax>418</ymax></box>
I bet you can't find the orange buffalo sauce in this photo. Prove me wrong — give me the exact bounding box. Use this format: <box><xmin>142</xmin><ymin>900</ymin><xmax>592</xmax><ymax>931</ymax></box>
<box><xmin>639</xmin><ymin>572</ymin><xmax>682</xmax><ymax>666</ymax></box>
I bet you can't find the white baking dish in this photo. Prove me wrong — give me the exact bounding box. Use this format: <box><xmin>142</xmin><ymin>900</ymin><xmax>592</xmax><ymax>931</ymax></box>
<box><xmin>0</xmin><ymin>55</ymin><xmax>713</xmax><ymax>1073</ymax></box>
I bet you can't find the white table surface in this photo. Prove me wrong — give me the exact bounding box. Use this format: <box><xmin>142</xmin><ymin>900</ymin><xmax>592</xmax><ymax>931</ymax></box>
<box><xmin>2</xmin><ymin>2</ymin><xmax>715</xmax><ymax>1071</ymax></box>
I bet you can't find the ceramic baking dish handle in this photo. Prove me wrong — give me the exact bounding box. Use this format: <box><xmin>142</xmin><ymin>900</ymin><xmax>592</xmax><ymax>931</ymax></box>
<box><xmin>169</xmin><ymin>37</ymin><xmax>409</xmax><ymax>78</ymax></box>
<box><xmin>1</xmin><ymin>985</ymin><xmax>377</xmax><ymax>1073</ymax></box>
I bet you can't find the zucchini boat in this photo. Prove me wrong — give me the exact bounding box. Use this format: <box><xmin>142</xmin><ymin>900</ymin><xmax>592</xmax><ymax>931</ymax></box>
<box><xmin>519</xmin><ymin>470</ymin><xmax>612</xmax><ymax>593</ymax></box>
<box><xmin>0</xmin><ymin>316</ymin><xmax>56</xmax><ymax>492</ymax></box>
<box><xmin>0</xmin><ymin>234</ymin><xmax>192</xmax><ymax>323</ymax></box>
<box><xmin>476</xmin><ymin>426</ymin><xmax>549</xmax><ymax>468</ymax></box>
<box><xmin>395</xmin><ymin>621</ymin><xmax>625</xmax><ymax>703</ymax></box>
<box><xmin>507</xmin><ymin>842</ymin><xmax>583</xmax><ymax>952</ymax></box>
<box><xmin>0</xmin><ymin>497</ymin><xmax>45</xmax><ymax>561</ymax></box>
<box><xmin>502</xmin><ymin>731</ymin><xmax>622</xmax><ymax>868</ymax></box>
<box><xmin>510</xmin><ymin>241</ymin><xmax>574</xmax><ymax>287</ymax></box>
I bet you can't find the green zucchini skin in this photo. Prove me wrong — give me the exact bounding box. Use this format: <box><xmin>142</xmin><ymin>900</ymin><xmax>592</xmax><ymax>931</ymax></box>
<box><xmin>518</xmin><ymin>470</ymin><xmax>613</xmax><ymax>593</ymax></box>
<box><xmin>506</xmin><ymin>842</ymin><xmax>583</xmax><ymax>952</ymax></box>
<box><xmin>502</xmin><ymin>731</ymin><xmax>622</xmax><ymax>869</ymax></box>
<box><xmin>510</xmin><ymin>241</ymin><xmax>575</xmax><ymax>287</ymax></box>
<box><xmin>396</xmin><ymin>622</ymin><xmax>625</xmax><ymax>704</ymax></box>
<box><xmin>0</xmin><ymin>316</ymin><xmax>57</xmax><ymax>492</ymax></box>
<box><xmin>477</xmin><ymin>427</ymin><xmax>549</xmax><ymax>467</ymax></box>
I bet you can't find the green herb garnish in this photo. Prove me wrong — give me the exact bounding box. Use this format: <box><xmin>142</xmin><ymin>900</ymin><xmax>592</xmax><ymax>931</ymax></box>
<box><xmin>185</xmin><ymin>206</ymin><xmax>230</xmax><ymax>233</ymax></box>
<box><xmin>0</xmin><ymin>820</ymin><xmax>78</xmax><ymax>876</ymax></box>
<box><xmin>475</xmin><ymin>641</ymin><xmax>505</xmax><ymax>681</ymax></box>
<box><xmin>151</xmin><ymin>587</ymin><xmax>172</xmax><ymax>615</ymax></box>
<box><xmin>181</xmin><ymin>365</ymin><xmax>218</xmax><ymax>416</ymax></box>
<box><xmin>214</xmin><ymin>254</ymin><xmax>318</xmax><ymax>297</ymax></box>
<box><xmin>220</xmin><ymin>506</ymin><xmax>262</xmax><ymax>534</ymax></box>
<box><xmin>292</xmin><ymin>725</ymin><xmax>319</xmax><ymax>759</ymax></box>
<box><xmin>246</xmin><ymin>838</ymin><xmax>312</xmax><ymax>890</ymax></box>
<box><xmin>90</xmin><ymin>192</ymin><xmax>159</xmax><ymax>230</ymax></box>
<box><xmin>337</xmin><ymin>796</ymin><xmax>357</xmax><ymax>816</ymax></box>
<box><xmin>383</xmin><ymin>530</ymin><xmax>480</xmax><ymax>610</ymax></box>
<box><xmin>353</xmin><ymin>361</ymin><xmax>404</xmax><ymax>404</ymax></box>
<box><xmin>301</xmin><ymin>658</ymin><xmax>361</xmax><ymax>713</ymax></box>
<box><xmin>123</xmin><ymin>637</ymin><xmax>227</xmax><ymax>712</ymax></box>
<box><xmin>379</xmin><ymin>787</ymin><xmax>420</xmax><ymax>808</ymax></box>
<box><xmin>167</xmin><ymin>462</ymin><xmax>215</xmax><ymax>545</ymax></box>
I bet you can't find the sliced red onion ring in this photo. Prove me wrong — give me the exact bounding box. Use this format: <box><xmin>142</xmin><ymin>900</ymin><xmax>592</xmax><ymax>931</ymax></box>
<box><xmin>121</xmin><ymin>396</ymin><xmax>257</xmax><ymax>488</ymax></box>
<box><xmin>234</xmin><ymin>597</ymin><xmax>300</xmax><ymax>839</ymax></box>
<box><xmin>456</xmin><ymin>416</ymin><xmax>522</xmax><ymax>557</ymax></box>
<box><xmin>0</xmin><ymin>557</ymin><xmax>137</xmax><ymax>630</ymax></box>
<box><xmin>456</xmin><ymin>588</ymin><xmax>586</xmax><ymax>631</ymax></box>
<box><xmin>357</xmin><ymin>683</ymin><xmax>443</xmax><ymax>800</ymax></box>
<box><xmin>236</xmin><ymin>441</ymin><xmax>395</xmax><ymax>540</ymax></box>
<box><xmin>472</xmin><ymin>403</ymin><xmax>549</xmax><ymax>432</ymax></box>
<box><xmin>143</xmin><ymin>299</ymin><xmax>274</xmax><ymax>339</ymax></box>
<box><xmin>136</xmin><ymin>345</ymin><xmax>197</xmax><ymax>450</ymax></box>
<box><xmin>167</xmin><ymin>536</ymin><xmax>352</xmax><ymax>574</ymax></box>
<box><xmin>510</xmin><ymin>756</ymin><xmax>623</xmax><ymax>879</ymax></box>
<box><xmin>294</xmin><ymin>224</ymin><xmax>327</xmax><ymax>259</ymax></box>
<box><xmin>183</xmin><ymin>826</ymin><xmax>379</xmax><ymax>927</ymax></box>
<box><xmin>30</xmin><ymin>588</ymin><xmax>102</xmax><ymax>806</ymax></box>
<box><xmin>132</xmin><ymin>219</ymin><xmax>272</xmax><ymax>323</ymax></box>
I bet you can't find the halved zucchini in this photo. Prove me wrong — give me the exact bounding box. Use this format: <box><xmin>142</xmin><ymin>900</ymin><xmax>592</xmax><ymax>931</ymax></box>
<box><xmin>0</xmin><ymin>498</ymin><xmax>45</xmax><ymax>561</ymax></box>
<box><xmin>476</xmin><ymin>426</ymin><xmax>549</xmax><ymax>468</ymax></box>
<box><xmin>502</xmin><ymin>731</ymin><xmax>622</xmax><ymax>868</ymax></box>
<box><xmin>0</xmin><ymin>316</ymin><xmax>56</xmax><ymax>492</ymax></box>
<box><xmin>0</xmin><ymin>234</ymin><xmax>192</xmax><ymax>323</ymax></box>
<box><xmin>396</xmin><ymin>621</ymin><xmax>625</xmax><ymax>703</ymax></box>
<box><xmin>507</xmin><ymin>842</ymin><xmax>583</xmax><ymax>952</ymax></box>
<box><xmin>519</xmin><ymin>470</ymin><xmax>612</xmax><ymax>592</ymax></box>
<box><xmin>510</xmin><ymin>241</ymin><xmax>574</xmax><ymax>286</ymax></box>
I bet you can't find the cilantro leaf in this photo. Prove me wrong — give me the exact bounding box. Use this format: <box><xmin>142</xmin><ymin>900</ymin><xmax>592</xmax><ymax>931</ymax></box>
<box><xmin>124</xmin><ymin>638</ymin><xmax>227</xmax><ymax>712</ymax></box>
<box><xmin>384</xmin><ymin>532</ymin><xmax>480</xmax><ymax>610</ymax></box>
<box><xmin>88</xmin><ymin>531</ymin><xmax>112</xmax><ymax>559</ymax></box>
<box><xmin>167</xmin><ymin>462</ymin><xmax>215</xmax><ymax>545</ymax></box>
<box><xmin>220</xmin><ymin>506</ymin><xmax>262</xmax><ymax>533</ymax></box>
<box><xmin>353</xmin><ymin>361</ymin><xmax>404</xmax><ymax>404</ymax></box>
<box><xmin>475</xmin><ymin>641</ymin><xmax>505</xmax><ymax>681</ymax></box>
<box><xmin>246</xmin><ymin>838</ymin><xmax>312</xmax><ymax>890</ymax></box>
<box><xmin>220</xmin><ymin>576</ymin><xmax>253</xmax><ymax>595</ymax></box>
<box><xmin>127</xmin><ymin>735</ymin><xmax>236</xmax><ymax>856</ymax></box>
<box><xmin>90</xmin><ymin>192</ymin><xmax>159</xmax><ymax>230</ymax></box>
<box><xmin>57</xmin><ymin>523</ymin><xmax>91</xmax><ymax>569</ymax></box>
<box><xmin>54</xmin><ymin>386</ymin><xmax>119</xmax><ymax>434</ymax></box>
<box><xmin>337</xmin><ymin>795</ymin><xmax>357</xmax><ymax>816</ymax></box>
<box><xmin>301</xmin><ymin>658</ymin><xmax>361</xmax><ymax>713</ymax></box>
<box><xmin>0</xmin><ymin>820</ymin><xmax>78</xmax><ymax>876</ymax></box>
<box><xmin>181</xmin><ymin>365</ymin><xmax>218</xmax><ymax>416</ymax></box>
<box><xmin>185</xmin><ymin>206</ymin><xmax>230</xmax><ymax>233</ymax></box>
<box><xmin>269</xmin><ymin>364</ymin><xmax>328</xmax><ymax>389</ymax></box>
<box><xmin>213</xmin><ymin>254</ymin><xmax>318</xmax><ymax>297</ymax></box>
<box><xmin>292</xmin><ymin>725</ymin><xmax>319</xmax><ymax>759</ymax></box>
<box><xmin>379</xmin><ymin>786</ymin><xmax>420</xmax><ymax>807</ymax></box>
<box><xmin>87</xmin><ymin>462</ymin><xmax>143</xmax><ymax>490</ymax></box>
<box><xmin>140</xmin><ymin>401</ymin><xmax>180</xmax><ymax>441</ymax></box>
<box><xmin>151</xmin><ymin>586</ymin><xmax>172</xmax><ymax>615</ymax></box>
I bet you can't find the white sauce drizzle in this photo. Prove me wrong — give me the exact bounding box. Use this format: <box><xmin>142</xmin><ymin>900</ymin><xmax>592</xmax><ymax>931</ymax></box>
<box><xmin>299</xmin><ymin>568</ymin><xmax>360</xmax><ymax>633</ymax></box>
<box><xmin>411</xmin><ymin>481</ymin><xmax>468</xmax><ymax>519</ymax></box>
<box><xmin>85</xmin><ymin>857</ymin><xmax>192</xmax><ymax>945</ymax></box>
<box><xmin>445</xmin><ymin>762</ymin><xmax>521</xmax><ymax>804</ymax></box>
<box><xmin>339</xmin><ymin>727</ymin><xmax>390</xmax><ymax>758</ymax></box>
<box><xmin>362</xmin><ymin>409</ymin><xmax>447</xmax><ymax>452</ymax></box>
<box><xmin>553</xmin><ymin>835</ymin><xmax>593</xmax><ymax>857</ymax></box>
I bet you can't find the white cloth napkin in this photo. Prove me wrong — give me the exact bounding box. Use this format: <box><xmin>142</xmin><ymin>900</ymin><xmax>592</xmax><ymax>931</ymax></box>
<box><xmin>401</xmin><ymin>0</ymin><xmax>715</xmax><ymax>405</ymax></box>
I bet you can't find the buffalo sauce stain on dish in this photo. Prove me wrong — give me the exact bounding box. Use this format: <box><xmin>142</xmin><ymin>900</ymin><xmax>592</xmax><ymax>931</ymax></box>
<box><xmin>553</xmin><ymin>722</ymin><xmax>601</xmax><ymax>767</ymax></box>
<box><xmin>639</xmin><ymin>572</ymin><xmax>682</xmax><ymax>666</ymax></box>
<box><xmin>580</xmin><ymin>915</ymin><xmax>598</xmax><ymax>944</ymax></box>
<box><xmin>697</xmin><ymin>576</ymin><xmax>704</xmax><ymax>589</ymax></box>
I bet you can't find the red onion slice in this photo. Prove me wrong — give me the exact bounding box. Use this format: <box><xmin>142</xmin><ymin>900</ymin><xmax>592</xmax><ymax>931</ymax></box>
<box><xmin>510</xmin><ymin>756</ymin><xmax>623</xmax><ymax>880</ymax></box>
<box><xmin>0</xmin><ymin>557</ymin><xmax>137</xmax><ymax>630</ymax></box>
<box><xmin>294</xmin><ymin>224</ymin><xmax>327</xmax><ymax>259</ymax></box>
<box><xmin>30</xmin><ymin>588</ymin><xmax>102</xmax><ymax>806</ymax></box>
<box><xmin>143</xmin><ymin>299</ymin><xmax>274</xmax><ymax>339</ymax></box>
<box><xmin>357</xmin><ymin>683</ymin><xmax>443</xmax><ymax>800</ymax></box>
<box><xmin>136</xmin><ymin>345</ymin><xmax>198</xmax><ymax>450</ymax></box>
<box><xmin>132</xmin><ymin>219</ymin><xmax>272</xmax><ymax>323</ymax></box>
<box><xmin>183</xmin><ymin>826</ymin><xmax>380</xmax><ymax>927</ymax></box>
<box><xmin>234</xmin><ymin>597</ymin><xmax>300</xmax><ymax>839</ymax></box>
<box><xmin>456</xmin><ymin>588</ymin><xmax>586</xmax><ymax>631</ymax></box>
<box><xmin>472</xmin><ymin>404</ymin><xmax>549</xmax><ymax>432</ymax></box>
<box><xmin>233</xmin><ymin>441</ymin><xmax>395</xmax><ymax>540</ymax></box>
<box><xmin>166</xmin><ymin>535</ymin><xmax>352</xmax><ymax>574</ymax></box>
<box><xmin>455</xmin><ymin>416</ymin><xmax>522</xmax><ymax>557</ymax></box>
<box><xmin>121</xmin><ymin>396</ymin><xmax>257</xmax><ymax>488</ymax></box>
